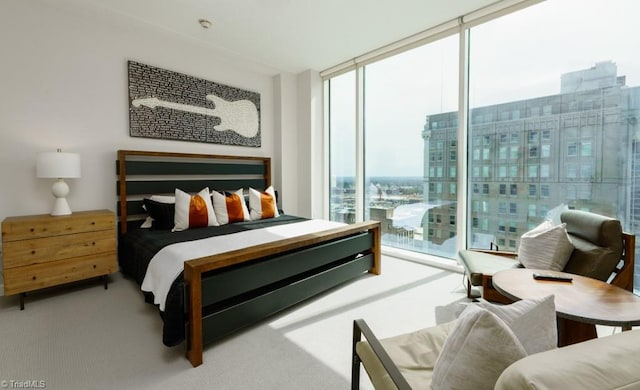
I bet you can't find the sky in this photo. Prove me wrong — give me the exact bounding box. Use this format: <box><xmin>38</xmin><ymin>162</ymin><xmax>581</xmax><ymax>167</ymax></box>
<box><xmin>329</xmin><ymin>0</ymin><xmax>640</xmax><ymax>178</ymax></box>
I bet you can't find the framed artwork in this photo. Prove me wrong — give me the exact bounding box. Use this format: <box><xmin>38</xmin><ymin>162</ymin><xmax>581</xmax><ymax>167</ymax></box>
<box><xmin>128</xmin><ymin>61</ymin><xmax>261</xmax><ymax>147</ymax></box>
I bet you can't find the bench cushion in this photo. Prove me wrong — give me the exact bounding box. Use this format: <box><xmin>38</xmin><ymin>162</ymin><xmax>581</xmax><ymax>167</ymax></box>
<box><xmin>458</xmin><ymin>250</ymin><xmax>521</xmax><ymax>286</ymax></box>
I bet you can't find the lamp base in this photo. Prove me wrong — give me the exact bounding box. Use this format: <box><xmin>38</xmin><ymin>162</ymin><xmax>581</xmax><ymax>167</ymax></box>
<box><xmin>51</xmin><ymin>198</ymin><xmax>72</xmax><ymax>216</ymax></box>
<box><xmin>50</xmin><ymin>178</ymin><xmax>72</xmax><ymax>216</ymax></box>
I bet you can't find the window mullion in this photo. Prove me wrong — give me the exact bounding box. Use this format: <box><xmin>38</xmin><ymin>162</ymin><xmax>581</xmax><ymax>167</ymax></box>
<box><xmin>457</xmin><ymin>24</ymin><xmax>470</xmax><ymax>253</ymax></box>
<box><xmin>355</xmin><ymin>66</ymin><xmax>365</xmax><ymax>223</ymax></box>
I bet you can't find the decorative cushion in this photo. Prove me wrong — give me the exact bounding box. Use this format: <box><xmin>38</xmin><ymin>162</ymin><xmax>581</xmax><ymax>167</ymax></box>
<box><xmin>212</xmin><ymin>189</ymin><xmax>250</xmax><ymax>225</ymax></box>
<box><xmin>249</xmin><ymin>186</ymin><xmax>280</xmax><ymax>220</ymax></box>
<box><xmin>142</xmin><ymin>198</ymin><xmax>175</xmax><ymax>230</ymax></box>
<box><xmin>173</xmin><ymin>188</ymin><xmax>218</xmax><ymax>231</ymax></box>
<box><xmin>431</xmin><ymin>305</ymin><xmax>527</xmax><ymax>389</ymax></box>
<box><xmin>431</xmin><ymin>296</ymin><xmax>556</xmax><ymax>389</ymax></box>
<box><xmin>475</xmin><ymin>295</ymin><xmax>557</xmax><ymax>355</ymax></box>
<box><xmin>518</xmin><ymin>220</ymin><xmax>574</xmax><ymax>271</ymax></box>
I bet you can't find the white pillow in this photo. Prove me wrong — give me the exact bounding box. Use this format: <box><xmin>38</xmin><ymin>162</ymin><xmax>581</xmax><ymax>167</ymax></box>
<box><xmin>518</xmin><ymin>220</ymin><xmax>574</xmax><ymax>271</ymax></box>
<box><xmin>249</xmin><ymin>186</ymin><xmax>280</xmax><ymax>220</ymax></box>
<box><xmin>173</xmin><ymin>187</ymin><xmax>218</xmax><ymax>231</ymax></box>
<box><xmin>150</xmin><ymin>194</ymin><xmax>175</xmax><ymax>204</ymax></box>
<box><xmin>431</xmin><ymin>305</ymin><xmax>527</xmax><ymax>389</ymax></box>
<box><xmin>211</xmin><ymin>189</ymin><xmax>251</xmax><ymax>225</ymax></box>
<box><xmin>431</xmin><ymin>296</ymin><xmax>557</xmax><ymax>389</ymax></box>
<box><xmin>475</xmin><ymin>295</ymin><xmax>557</xmax><ymax>355</ymax></box>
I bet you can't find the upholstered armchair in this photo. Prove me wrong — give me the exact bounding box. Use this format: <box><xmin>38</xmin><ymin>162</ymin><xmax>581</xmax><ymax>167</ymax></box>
<box><xmin>458</xmin><ymin>210</ymin><xmax>635</xmax><ymax>303</ymax></box>
<box><xmin>351</xmin><ymin>310</ymin><xmax>640</xmax><ymax>390</ymax></box>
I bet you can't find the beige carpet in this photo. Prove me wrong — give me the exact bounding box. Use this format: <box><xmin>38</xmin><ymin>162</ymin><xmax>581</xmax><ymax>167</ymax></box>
<box><xmin>0</xmin><ymin>256</ymin><xmax>466</xmax><ymax>390</ymax></box>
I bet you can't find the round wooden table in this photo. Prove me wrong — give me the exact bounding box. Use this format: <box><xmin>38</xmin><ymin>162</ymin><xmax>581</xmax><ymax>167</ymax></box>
<box><xmin>492</xmin><ymin>268</ymin><xmax>640</xmax><ymax>346</ymax></box>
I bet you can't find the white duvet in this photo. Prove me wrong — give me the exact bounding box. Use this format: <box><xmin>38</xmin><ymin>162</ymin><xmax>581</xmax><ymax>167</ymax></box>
<box><xmin>141</xmin><ymin>219</ymin><xmax>345</xmax><ymax>311</ymax></box>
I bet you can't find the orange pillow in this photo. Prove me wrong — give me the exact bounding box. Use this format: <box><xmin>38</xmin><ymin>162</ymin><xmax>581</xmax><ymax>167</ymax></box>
<box><xmin>249</xmin><ymin>186</ymin><xmax>279</xmax><ymax>220</ymax></box>
<box><xmin>173</xmin><ymin>187</ymin><xmax>218</xmax><ymax>231</ymax></box>
<box><xmin>212</xmin><ymin>189</ymin><xmax>250</xmax><ymax>225</ymax></box>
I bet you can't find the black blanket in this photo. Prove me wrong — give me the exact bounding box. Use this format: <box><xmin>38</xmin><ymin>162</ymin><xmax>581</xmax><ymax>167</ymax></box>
<box><xmin>118</xmin><ymin>214</ymin><xmax>309</xmax><ymax>346</ymax></box>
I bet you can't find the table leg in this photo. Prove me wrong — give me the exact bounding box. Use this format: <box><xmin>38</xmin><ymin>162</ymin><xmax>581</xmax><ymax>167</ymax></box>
<box><xmin>557</xmin><ymin>318</ymin><xmax>597</xmax><ymax>346</ymax></box>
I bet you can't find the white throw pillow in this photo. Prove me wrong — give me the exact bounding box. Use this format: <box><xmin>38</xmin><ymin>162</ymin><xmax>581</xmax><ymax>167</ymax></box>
<box><xmin>211</xmin><ymin>189</ymin><xmax>251</xmax><ymax>225</ymax></box>
<box><xmin>518</xmin><ymin>220</ymin><xmax>574</xmax><ymax>271</ymax></box>
<box><xmin>173</xmin><ymin>187</ymin><xmax>218</xmax><ymax>231</ymax></box>
<box><xmin>431</xmin><ymin>305</ymin><xmax>527</xmax><ymax>390</ymax></box>
<box><xmin>431</xmin><ymin>296</ymin><xmax>557</xmax><ymax>389</ymax></box>
<box><xmin>476</xmin><ymin>295</ymin><xmax>557</xmax><ymax>355</ymax></box>
<box><xmin>249</xmin><ymin>186</ymin><xmax>280</xmax><ymax>220</ymax></box>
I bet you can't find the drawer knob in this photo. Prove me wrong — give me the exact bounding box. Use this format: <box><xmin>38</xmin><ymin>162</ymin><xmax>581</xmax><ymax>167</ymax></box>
<box><xmin>32</xmin><ymin>276</ymin><xmax>36</xmax><ymax>280</ymax></box>
<box><xmin>93</xmin><ymin>265</ymin><xmax>97</xmax><ymax>269</ymax></box>
<box><xmin>92</xmin><ymin>242</ymin><xmax>96</xmax><ymax>246</ymax></box>
<box><xmin>91</xmin><ymin>221</ymin><xmax>96</xmax><ymax>225</ymax></box>
<box><xmin>31</xmin><ymin>250</ymin><xmax>36</xmax><ymax>255</ymax></box>
<box><xmin>30</xmin><ymin>228</ymin><xmax>35</xmax><ymax>232</ymax></box>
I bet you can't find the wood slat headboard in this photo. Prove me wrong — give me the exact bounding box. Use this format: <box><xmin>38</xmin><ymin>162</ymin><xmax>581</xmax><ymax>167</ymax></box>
<box><xmin>116</xmin><ymin>150</ymin><xmax>271</xmax><ymax>234</ymax></box>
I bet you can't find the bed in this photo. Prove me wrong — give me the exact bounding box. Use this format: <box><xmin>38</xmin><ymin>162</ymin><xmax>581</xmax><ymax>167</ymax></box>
<box><xmin>116</xmin><ymin>150</ymin><xmax>381</xmax><ymax>367</ymax></box>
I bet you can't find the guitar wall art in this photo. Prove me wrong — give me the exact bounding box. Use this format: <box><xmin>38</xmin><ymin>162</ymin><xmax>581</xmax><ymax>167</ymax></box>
<box><xmin>128</xmin><ymin>61</ymin><xmax>261</xmax><ymax>147</ymax></box>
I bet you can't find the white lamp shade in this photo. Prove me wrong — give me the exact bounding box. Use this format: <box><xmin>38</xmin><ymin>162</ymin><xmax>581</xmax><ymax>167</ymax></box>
<box><xmin>37</xmin><ymin>152</ymin><xmax>81</xmax><ymax>178</ymax></box>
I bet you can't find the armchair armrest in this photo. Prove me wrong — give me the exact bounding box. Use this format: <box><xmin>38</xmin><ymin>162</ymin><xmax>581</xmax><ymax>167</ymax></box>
<box><xmin>352</xmin><ymin>319</ymin><xmax>411</xmax><ymax>390</ymax></box>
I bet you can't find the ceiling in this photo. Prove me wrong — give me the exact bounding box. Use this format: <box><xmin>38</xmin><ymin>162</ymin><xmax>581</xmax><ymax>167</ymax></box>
<box><xmin>64</xmin><ymin>0</ymin><xmax>498</xmax><ymax>74</ymax></box>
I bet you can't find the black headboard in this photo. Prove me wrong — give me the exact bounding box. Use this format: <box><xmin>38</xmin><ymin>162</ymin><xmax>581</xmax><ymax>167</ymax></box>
<box><xmin>116</xmin><ymin>150</ymin><xmax>271</xmax><ymax>234</ymax></box>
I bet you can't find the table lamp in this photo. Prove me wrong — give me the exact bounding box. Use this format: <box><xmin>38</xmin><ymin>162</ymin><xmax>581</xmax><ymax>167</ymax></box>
<box><xmin>37</xmin><ymin>149</ymin><xmax>81</xmax><ymax>216</ymax></box>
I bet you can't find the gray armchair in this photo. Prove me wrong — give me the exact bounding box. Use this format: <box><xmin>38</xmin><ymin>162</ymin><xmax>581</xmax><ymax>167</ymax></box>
<box><xmin>459</xmin><ymin>210</ymin><xmax>635</xmax><ymax>303</ymax></box>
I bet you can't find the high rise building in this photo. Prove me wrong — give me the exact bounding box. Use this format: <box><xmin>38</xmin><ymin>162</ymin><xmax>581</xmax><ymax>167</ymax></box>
<box><xmin>423</xmin><ymin>62</ymin><xmax>640</xmax><ymax>287</ymax></box>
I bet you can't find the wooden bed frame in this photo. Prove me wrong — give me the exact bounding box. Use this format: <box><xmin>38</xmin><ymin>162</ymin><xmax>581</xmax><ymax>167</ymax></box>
<box><xmin>116</xmin><ymin>150</ymin><xmax>381</xmax><ymax>367</ymax></box>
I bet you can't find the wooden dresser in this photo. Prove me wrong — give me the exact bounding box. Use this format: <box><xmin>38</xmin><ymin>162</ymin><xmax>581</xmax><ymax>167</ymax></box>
<box><xmin>1</xmin><ymin>209</ymin><xmax>117</xmax><ymax>309</ymax></box>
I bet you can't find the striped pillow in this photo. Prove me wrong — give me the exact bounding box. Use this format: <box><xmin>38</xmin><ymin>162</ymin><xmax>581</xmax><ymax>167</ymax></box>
<box><xmin>517</xmin><ymin>221</ymin><xmax>574</xmax><ymax>271</ymax></box>
<box><xmin>212</xmin><ymin>189</ymin><xmax>250</xmax><ymax>225</ymax></box>
<box><xmin>249</xmin><ymin>186</ymin><xmax>280</xmax><ymax>220</ymax></box>
<box><xmin>173</xmin><ymin>187</ymin><xmax>218</xmax><ymax>231</ymax></box>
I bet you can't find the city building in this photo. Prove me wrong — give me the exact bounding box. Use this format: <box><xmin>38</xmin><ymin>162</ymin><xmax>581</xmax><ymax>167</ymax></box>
<box><xmin>423</xmin><ymin>61</ymin><xmax>640</xmax><ymax>284</ymax></box>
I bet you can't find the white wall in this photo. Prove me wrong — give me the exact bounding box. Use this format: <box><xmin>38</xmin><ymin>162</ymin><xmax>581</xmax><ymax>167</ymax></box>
<box><xmin>0</xmin><ymin>1</ymin><xmax>316</xmax><ymax>223</ymax></box>
<box><xmin>273</xmin><ymin>73</ymin><xmax>299</xmax><ymax>215</ymax></box>
<box><xmin>295</xmin><ymin>70</ymin><xmax>325</xmax><ymax>219</ymax></box>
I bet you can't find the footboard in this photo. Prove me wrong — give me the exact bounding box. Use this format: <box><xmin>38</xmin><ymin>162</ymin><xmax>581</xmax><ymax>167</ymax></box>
<box><xmin>184</xmin><ymin>220</ymin><xmax>381</xmax><ymax>367</ymax></box>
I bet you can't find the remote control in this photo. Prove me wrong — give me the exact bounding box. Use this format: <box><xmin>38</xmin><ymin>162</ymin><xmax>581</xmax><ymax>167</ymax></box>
<box><xmin>532</xmin><ymin>272</ymin><xmax>573</xmax><ymax>282</ymax></box>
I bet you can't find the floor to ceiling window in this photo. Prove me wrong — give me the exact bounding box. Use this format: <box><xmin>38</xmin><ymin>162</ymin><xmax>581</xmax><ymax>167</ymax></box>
<box><xmin>466</xmin><ymin>0</ymin><xmax>640</xmax><ymax>267</ymax></box>
<box><xmin>364</xmin><ymin>35</ymin><xmax>459</xmax><ymax>258</ymax></box>
<box><xmin>325</xmin><ymin>0</ymin><xmax>640</xmax><ymax>289</ymax></box>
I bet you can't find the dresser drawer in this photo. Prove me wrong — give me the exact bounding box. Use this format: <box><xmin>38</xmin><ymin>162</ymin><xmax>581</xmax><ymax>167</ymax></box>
<box><xmin>2</xmin><ymin>230</ymin><xmax>116</xmax><ymax>269</ymax></box>
<box><xmin>2</xmin><ymin>210</ymin><xmax>114</xmax><ymax>242</ymax></box>
<box><xmin>3</xmin><ymin>252</ymin><xmax>117</xmax><ymax>295</ymax></box>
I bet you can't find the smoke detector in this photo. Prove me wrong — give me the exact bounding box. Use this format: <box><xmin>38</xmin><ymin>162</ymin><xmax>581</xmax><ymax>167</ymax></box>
<box><xmin>198</xmin><ymin>19</ymin><xmax>212</xmax><ymax>29</ymax></box>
